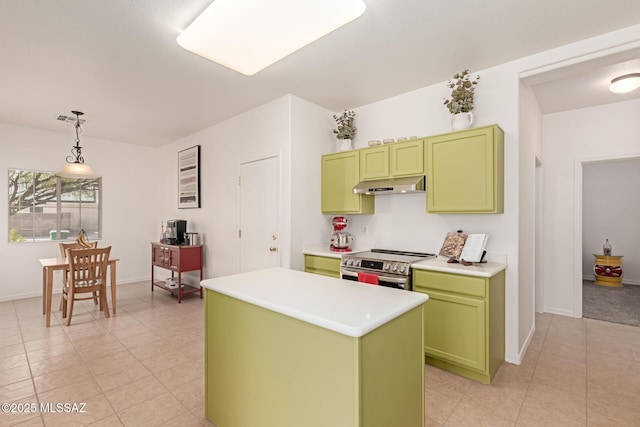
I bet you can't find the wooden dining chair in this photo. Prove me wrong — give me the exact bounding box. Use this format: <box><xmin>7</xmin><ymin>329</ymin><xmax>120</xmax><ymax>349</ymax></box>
<box><xmin>62</xmin><ymin>246</ymin><xmax>111</xmax><ymax>326</ymax></box>
<box><xmin>58</xmin><ymin>242</ymin><xmax>98</xmax><ymax>309</ymax></box>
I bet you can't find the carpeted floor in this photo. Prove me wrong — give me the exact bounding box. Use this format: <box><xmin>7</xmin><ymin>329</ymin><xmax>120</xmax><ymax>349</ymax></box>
<box><xmin>583</xmin><ymin>280</ymin><xmax>640</xmax><ymax>327</ymax></box>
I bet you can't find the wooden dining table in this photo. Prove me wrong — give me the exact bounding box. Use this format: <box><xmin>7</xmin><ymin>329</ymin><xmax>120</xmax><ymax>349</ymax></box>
<box><xmin>39</xmin><ymin>256</ymin><xmax>119</xmax><ymax>327</ymax></box>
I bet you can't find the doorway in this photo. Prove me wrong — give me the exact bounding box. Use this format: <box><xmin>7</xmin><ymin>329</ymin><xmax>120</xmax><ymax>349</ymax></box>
<box><xmin>579</xmin><ymin>156</ymin><xmax>640</xmax><ymax>326</ymax></box>
<box><xmin>239</xmin><ymin>155</ymin><xmax>281</xmax><ymax>273</ymax></box>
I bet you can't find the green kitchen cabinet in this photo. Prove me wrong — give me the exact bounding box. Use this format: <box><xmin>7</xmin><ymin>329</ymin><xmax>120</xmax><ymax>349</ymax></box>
<box><xmin>304</xmin><ymin>254</ymin><xmax>341</xmax><ymax>278</ymax></box>
<box><xmin>360</xmin><ymin>145</ymin><xmax>389</xmax><ymax>180</ymax></box>
<box><xmin>426</xmin><ymin>125</ymin><xmax>504</xmax><ymax>213</ymax></box>
<box><xmin>322</xmin><ymin>151</ymin><xmax>374</xmax><ymax>214</ymax></box>
<box><xmin>360</xmin><ymin>139</ymin><xmax>425</xmax><ymax>181</ymax></box>
<box><xmin>413</xmin><ymin>268</ymin><xmax>505</xmax><ymax>384</ymax></box>
<box><xmin>390</xmin><ymin>139</ymin><xmax>424</xmax><ymax>177</ymax></box>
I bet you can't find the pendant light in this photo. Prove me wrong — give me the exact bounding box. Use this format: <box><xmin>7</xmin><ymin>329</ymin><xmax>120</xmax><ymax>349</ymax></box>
<box><xmin>608</xmin><ymin>73</ymin><xmax>640</xmax><ymax>94</ymax></box>
<box><xmin>57</xmin><ymin>111</ymin><xmax>99</xmax><ymax>178</ymax></box>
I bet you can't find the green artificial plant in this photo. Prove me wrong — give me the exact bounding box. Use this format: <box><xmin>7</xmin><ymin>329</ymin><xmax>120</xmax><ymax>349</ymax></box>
<box><xmin>443</xmin><ymin>69</ymin><xmax>480</xmax><ymax>114</ymax></box>
<box><xmin>333</xmin><ymin>109</ymin><xmax>356</xmax><ymax>140</ymax></box>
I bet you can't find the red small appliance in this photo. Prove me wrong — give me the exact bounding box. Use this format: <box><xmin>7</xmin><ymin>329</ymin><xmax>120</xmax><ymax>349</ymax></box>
<box><xmin>330</xmin><ymin>216</ymin><xmax>353</xmax><ymax>252</ymax></box>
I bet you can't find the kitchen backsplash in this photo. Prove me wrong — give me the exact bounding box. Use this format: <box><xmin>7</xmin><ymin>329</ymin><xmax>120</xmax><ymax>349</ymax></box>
<box><xmin>326</xmin><ymin>192</ymin><xmax>507</xmax><ymax>263</ymax></box>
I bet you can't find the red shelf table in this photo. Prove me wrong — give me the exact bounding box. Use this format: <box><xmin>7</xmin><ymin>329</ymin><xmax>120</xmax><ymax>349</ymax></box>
<box><xmin>151</xmin><ymin>242</ymin><xmax>203</xmax><ymax>302</ymax></box>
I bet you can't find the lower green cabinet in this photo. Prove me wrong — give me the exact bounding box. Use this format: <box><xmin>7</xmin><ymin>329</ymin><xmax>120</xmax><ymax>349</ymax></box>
<box><xmin>304</xmin><ymin>254</ymin><xmax>341</xmax><ymax>278</ymax></box>
<box><xmin>413</xmin><ymin>269</ymin><xmax>505</xmax><ymax>384</ymax></box>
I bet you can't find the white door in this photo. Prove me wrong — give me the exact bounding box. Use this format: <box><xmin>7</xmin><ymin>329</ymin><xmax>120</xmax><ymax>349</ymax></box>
<box><xmin>239</xmin><ymin>156</ymin><xmax>280</xmax><ymax>273</ymax></box>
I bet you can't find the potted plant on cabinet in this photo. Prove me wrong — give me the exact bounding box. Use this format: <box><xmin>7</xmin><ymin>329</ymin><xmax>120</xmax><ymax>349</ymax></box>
<box><xmin>333</xmin><ymin>109</ymin><xmax>356</xmax><ymax>152</ymax></box>
<box><xmin>443</xmin><ymin>69</ymin><xmax>480</xmax><ymax>131</ymax></box>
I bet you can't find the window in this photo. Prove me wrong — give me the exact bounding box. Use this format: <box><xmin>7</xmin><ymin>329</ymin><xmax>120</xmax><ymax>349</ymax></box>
<box><xmin>8</xmin><ymin>169</ymin><xmax>102</xmax><ymax>243</ymax></box>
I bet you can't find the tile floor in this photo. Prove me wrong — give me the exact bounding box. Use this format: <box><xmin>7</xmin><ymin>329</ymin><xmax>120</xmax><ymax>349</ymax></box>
<box><xmin>1</xmin><ymin>281</ymin><xmax>639</xmax><ymax>426</ymax></box>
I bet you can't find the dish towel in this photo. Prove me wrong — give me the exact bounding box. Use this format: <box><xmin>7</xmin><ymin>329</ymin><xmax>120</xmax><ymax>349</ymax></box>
<box><xmin>358</xmin><ymin>272</ymin><xmax>379</xmax><ymax>285</ymax></box>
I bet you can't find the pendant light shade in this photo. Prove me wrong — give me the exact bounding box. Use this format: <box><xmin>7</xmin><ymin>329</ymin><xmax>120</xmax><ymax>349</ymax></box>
<box><xmin>57</xmin><ymin>111</ymin><xmax>99</xmax><ymax>178</ymax></box>
<box><xmin>608</xmin><ymin>73</ymin><xmax>640</xmax><ymax>94</ymax></box>
<box><xmin>57</xmin><ymin>162</ymin><xmax>98</xmax><ymax>179</ymax></box>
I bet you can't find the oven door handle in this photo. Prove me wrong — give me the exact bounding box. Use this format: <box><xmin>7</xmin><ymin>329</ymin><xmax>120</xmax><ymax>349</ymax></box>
<box><xmin>341</xmin><ymin>269</ymin><xmax>407</xmax><ymax>284</ymax></box>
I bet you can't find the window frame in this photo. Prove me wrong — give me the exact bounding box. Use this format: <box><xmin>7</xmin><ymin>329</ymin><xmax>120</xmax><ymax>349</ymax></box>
<box><xmin>8</xmin><ymin>168</ymin><xmax>102</xmax><ymax>243</ymax></box>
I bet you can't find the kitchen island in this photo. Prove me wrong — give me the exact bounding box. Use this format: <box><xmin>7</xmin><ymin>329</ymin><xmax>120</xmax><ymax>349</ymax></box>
<box><xmin>201</xmin><ymin>268</ymin><xmax>429</xmax><ymax>427</ymax></box>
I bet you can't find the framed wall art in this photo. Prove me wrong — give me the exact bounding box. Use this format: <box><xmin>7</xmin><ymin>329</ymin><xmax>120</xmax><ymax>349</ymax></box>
<box><xmin>178</xmin><ymin>145</ymin><xmax>200</xmax><ymax>209</ymax></box>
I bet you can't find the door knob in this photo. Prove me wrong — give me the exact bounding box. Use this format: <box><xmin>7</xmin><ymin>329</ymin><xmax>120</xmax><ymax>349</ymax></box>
<box><xmin>269</xmin><ymin>246</ymin><xmax>277</xmax><ymax>252</ymax></box>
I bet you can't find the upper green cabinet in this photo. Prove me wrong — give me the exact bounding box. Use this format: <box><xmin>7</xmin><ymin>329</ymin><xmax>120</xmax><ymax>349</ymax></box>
<box><xmin>390</xmin><ymin>139</ymin><xmax>424</xmax><ymax>177</ymax></box>
<box><xmin>360</xmin><ymin>139</ymin><xmax>425</xmax><ymax>181</ymax></box>
<box><xmin>360</xmin><ymin>145</ymin><xmax>389</xmax><ymax>180</ymax></box>
<box><xmin>321</xmin><ymin>125</ymin><xmax>503</xmax><ymax>215</ymax></box>
<box><xmin>426</xmin><ymin>125</ymin><xmax>504</xmax><ymax>213</ymax></box>
<box><xmin>322</xmin><ymin>151</ymin><xmax>374</xmax><ymax>214</ymax></box>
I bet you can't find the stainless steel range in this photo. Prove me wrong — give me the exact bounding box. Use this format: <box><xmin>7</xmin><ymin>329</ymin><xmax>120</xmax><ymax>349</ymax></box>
<box><xmin>340</xmin><ymin>249</ymin><xmax>436</xmax><ymax>290</ymax></box>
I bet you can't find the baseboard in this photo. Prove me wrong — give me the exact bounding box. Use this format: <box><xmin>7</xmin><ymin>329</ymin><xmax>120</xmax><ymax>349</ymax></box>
<box><xmin>0</xmin><ymin>277</ymin><xmax>151</xmax><ymax>303</ymax></box>
<box><xmin>0</xmin><ymin>291</ymin><xmax>45</xmax><ymax>302</ymax></box>
<box><xmin>543</xmin><ymin>306</ymin><xmax>578</xmax><ymax>318</ymax></box>
<box><xmin>506</xmin><ymin>323</ymin><xmax>536</xmax><ymax>365</ymax></box>
<box><xmin>505</xmin><ymin>352</ymin><xmax>521</xmax><ymax>365</ymax></box>
<box><xmin>582</xmin><ymin>274</ymin><xmax>639</xmax><ymax>286</ymax></box>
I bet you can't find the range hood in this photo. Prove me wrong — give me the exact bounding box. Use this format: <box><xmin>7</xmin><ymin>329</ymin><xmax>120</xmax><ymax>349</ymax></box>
<box><xmin>353</xmin><ymin>176</ymin><xmax>425</xmax><ymax>195</ymax></box>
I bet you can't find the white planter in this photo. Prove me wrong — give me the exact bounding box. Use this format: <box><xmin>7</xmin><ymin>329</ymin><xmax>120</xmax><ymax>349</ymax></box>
<box><xmin>336</xmin><ymin>138</ymin><xmax>352</xmax><ymax>152</ymax></box>
<box><xmin>451</xmin><ymin>112</ymin><xmax>474</xmax><ymax>131</ymax></box>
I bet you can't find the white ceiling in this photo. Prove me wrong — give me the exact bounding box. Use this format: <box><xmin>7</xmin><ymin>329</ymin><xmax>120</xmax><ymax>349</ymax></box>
<box><xmin>1</xmin><ymin>0</ymin><xmax>640</xmax><ymax>147</ymax></box>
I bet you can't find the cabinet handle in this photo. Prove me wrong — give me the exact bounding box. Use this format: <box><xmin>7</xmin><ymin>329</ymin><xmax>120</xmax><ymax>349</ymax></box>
<box><xmin>269</xmin><ymin>246</ymin><xmax>277</xmax><ymax>252</ymax></box>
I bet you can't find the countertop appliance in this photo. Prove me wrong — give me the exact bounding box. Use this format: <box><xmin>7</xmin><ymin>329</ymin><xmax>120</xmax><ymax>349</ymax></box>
<box><xmin>340</xmin><ymin>249</ymin><xmax>436</xmax><ymax>290</ymax></box>
<box><xmin>166</xmin><ymin>219</ymin><xmax>187</xmax><ymax>245</ymax></box>
<box><xmin>330</xmin><ymin>216</ymin><xmax>353</xmax><ymax>252</ymax></box>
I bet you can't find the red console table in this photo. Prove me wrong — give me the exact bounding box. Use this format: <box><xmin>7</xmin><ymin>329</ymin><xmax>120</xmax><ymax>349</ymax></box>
<box><xmin>151</xmin><ymin>243</ymin><xmax>203</xmax><ymax>302</ymax></box>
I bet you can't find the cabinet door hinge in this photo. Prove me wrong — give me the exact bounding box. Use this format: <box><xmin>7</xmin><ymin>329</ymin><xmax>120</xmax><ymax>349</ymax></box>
<box><xmin>238</xmin><ymin>229</ymin><xmax>242</xmax><ymax>238</ymax></box>
<box><xmin>238</xmin><ymin>176</ymin><xmax>241</xmax><ymax>185</ymax></box>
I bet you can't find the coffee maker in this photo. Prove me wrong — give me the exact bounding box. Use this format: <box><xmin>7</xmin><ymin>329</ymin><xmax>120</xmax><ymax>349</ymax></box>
<box><xmin>166</xmin><ymin>219</ymin><xmax>187</xmax><ymax>245</ymax></box>
<box><xmin>330</xmin><ymin>216</ymin><xmax>353</xmax><ymax>252</ymax></box>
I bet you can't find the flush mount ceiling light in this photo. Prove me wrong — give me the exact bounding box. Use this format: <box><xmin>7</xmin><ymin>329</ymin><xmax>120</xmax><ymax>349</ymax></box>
<box><xmin>176</xmin><ymin>0</ymin><xmax>366</xmax><ymax>76</ymax></box>
<box><xmin>608</xmin><ymin>73</ymin><xmax>640</xmax><ymax>94</ymax></box>
<box><xmin>57</xmin><ymin>111</ymin><xmax>99</xmax><ymax>178</ymax></box>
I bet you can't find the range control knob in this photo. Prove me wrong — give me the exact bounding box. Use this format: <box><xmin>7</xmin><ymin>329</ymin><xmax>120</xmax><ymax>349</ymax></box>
<box><xmin>348</xmin><ymin>260</ymin><xmax>354</xmax><ymax>266</ymax></box>
<box><xmin>399</xmin><ymin>266</ymin><xmax>406</xmax><ymax>273</ymax></box>
<box><xmin>384</xmin><ymin>264</ymin><xmax>390</xmax><ymax>271</ymax></box>
<box><xmin>392</xmin><ymin>264</ymin><xmax>398</xmax><ymax>272</ymax></box>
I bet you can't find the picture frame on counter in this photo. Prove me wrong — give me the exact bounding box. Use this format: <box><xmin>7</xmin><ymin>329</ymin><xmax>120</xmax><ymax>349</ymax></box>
<box><xmin>178</xmin><ymin>145</ymin><xmax>201</xmax><ymax>209</ymax></box>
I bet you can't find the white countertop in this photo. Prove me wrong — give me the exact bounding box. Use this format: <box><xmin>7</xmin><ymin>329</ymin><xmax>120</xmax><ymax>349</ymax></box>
<box><xmin>412</xmin><ymin>256</ymin><xmax>506</xmax><ymax>277</ymax></box>
<box><xmin>201</xmin><ymin>268</ymin><xmax>428</xmax><ymax>338</ymax></box>
<box><xmin>302</xmin><ymin>242</ymin><xmax>370</xmax><ymax>259</ymax></box>
<box><xmin>303</xmin><ymin>244</ymin><xmax>506</xmax><ymax>277</ymax></box>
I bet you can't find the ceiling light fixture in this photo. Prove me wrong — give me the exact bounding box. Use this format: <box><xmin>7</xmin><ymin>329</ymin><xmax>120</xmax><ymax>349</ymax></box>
<box><xmin>176</xmin><ymin>0</ymin><xmax>366</xmax><ymax>76</ymax></box>
<box><xmin>608</xmin><ymin>73</ymin><xmax>640</xmax><ymax>94</ymax></box>
<box><xmin>57</xmin><ymin>111</ymin><xmax>99</xmax><ymax>178</ymax></box>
